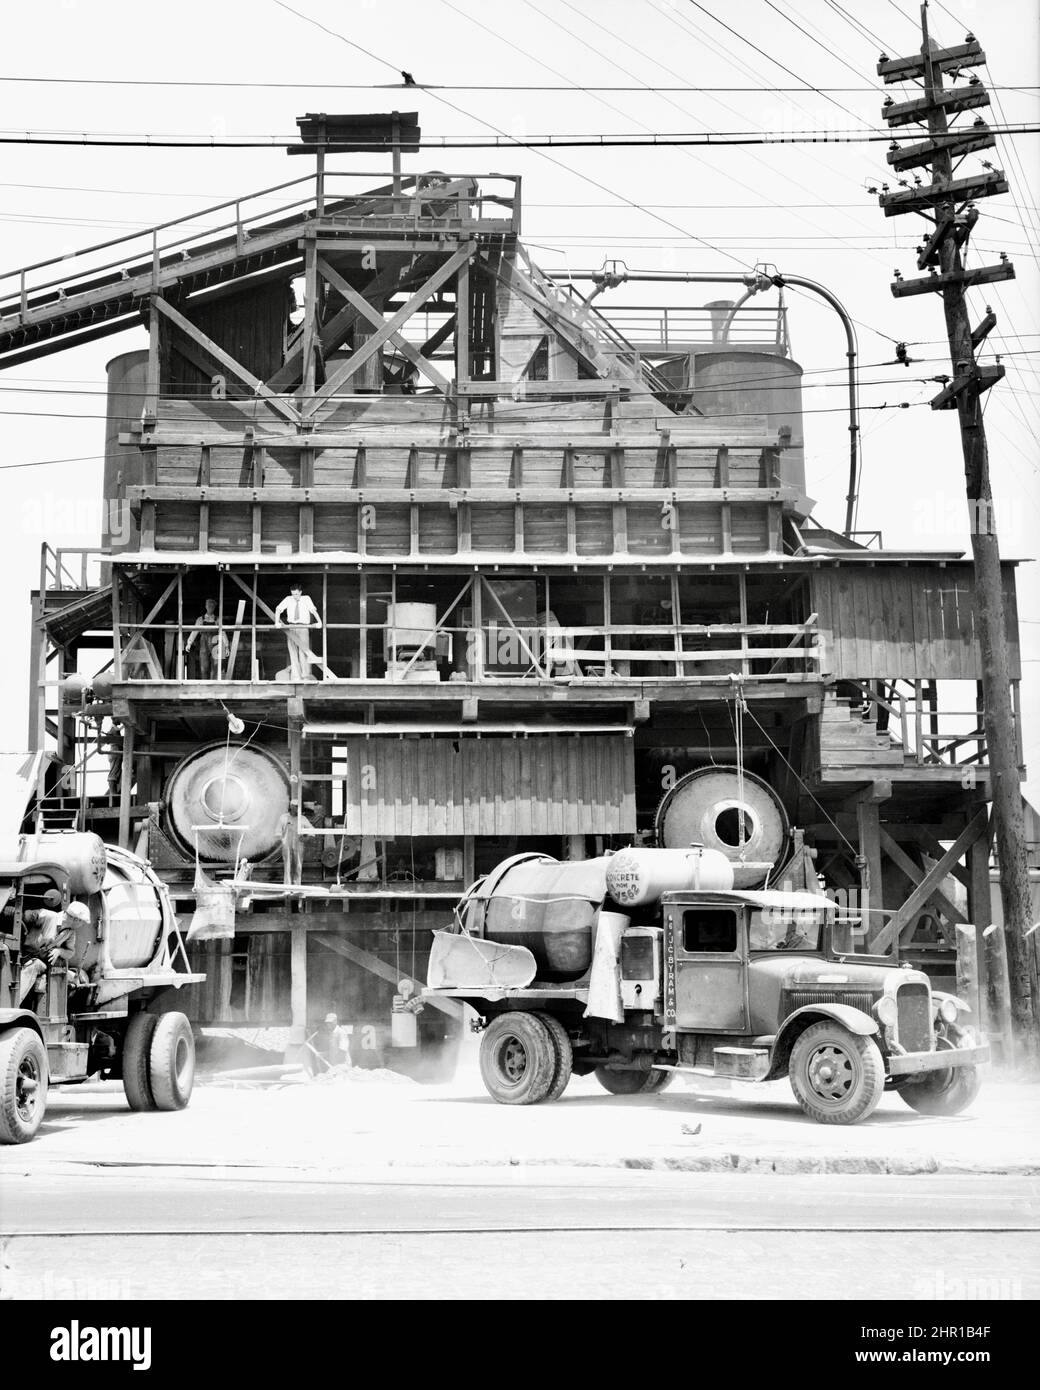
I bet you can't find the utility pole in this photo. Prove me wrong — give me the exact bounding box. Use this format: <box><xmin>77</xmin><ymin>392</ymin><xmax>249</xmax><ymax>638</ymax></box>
<box><xmin>877</xmin><ymin>4</ymin><xmax>1038</xmax><ymax>1059</ymax></box>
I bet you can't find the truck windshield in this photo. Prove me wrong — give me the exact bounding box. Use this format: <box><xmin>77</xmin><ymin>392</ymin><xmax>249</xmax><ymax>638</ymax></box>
<box><xmin>748</xmin><ymin>908</ymin><xmax>824</xmax><ymax>952</ymax></box>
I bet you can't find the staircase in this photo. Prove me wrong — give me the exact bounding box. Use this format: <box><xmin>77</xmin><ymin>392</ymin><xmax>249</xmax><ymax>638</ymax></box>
<box><xmin>813</xmin><ymin>690</ymin><xmax>904</xmax><ymax>778</ymax></box>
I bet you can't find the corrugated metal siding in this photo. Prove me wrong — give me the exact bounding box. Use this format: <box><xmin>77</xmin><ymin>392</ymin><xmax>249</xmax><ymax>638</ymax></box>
<box><xmin>811</xmin><ymin>564</ymin><xmax>1021</xmax><ymax>679</ymax></box>
<box><xmin>339</xmin><ymin>734</ymin><xmax>635</xmax><ymax>836</ymax></box>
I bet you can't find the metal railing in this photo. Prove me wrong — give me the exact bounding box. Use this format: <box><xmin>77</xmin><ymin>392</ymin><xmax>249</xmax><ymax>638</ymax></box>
<box><xmin>591</xmin><ymin>304</ymin><xmax>791</xmax><ymax>355</ymax></box>
<box><xmin>1</xmin><ymin>170</ymin><xmax>521</xmax><ymax>327</ymax></box>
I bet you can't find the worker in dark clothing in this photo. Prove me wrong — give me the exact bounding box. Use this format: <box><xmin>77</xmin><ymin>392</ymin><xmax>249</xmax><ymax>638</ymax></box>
<box><xmin>19</xmin><ymin>901</ymin><xmax>91</xmax><ymax>1005</ymax></box>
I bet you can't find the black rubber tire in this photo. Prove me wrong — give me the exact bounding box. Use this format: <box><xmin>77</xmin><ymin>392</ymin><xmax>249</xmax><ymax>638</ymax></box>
<box><xmin>479</xmin><ymin>1012</ymin><xmax>556</xmax><ymax>1105</ymax></box>
<box><xmin>899</xmin><ymin>1064</ymin><xmax>981</xmax><ymax>1116</ymax></box>
<box><xmin>789</xmin><ymin>1021</ymin><xmax>885</xmax><ymax>1125</ymax></box>
<box><xmin>149</xmin><ymin>1013</ymin><xmax>195</xmax><ymax>1111</ymax></box>
<box><xmin>595</xmin><ymin>1065</ymin><xmax>661</xmax><ymax>1095</ymax></box>
<box><xmin>122</xmin><ymin>1012</ymin><xmax>159</xmax><ymax>1112</ymax></box>
<box><xmin>0</xmin><ymin>1027</ymin><xmax>48</xmax><ymax>1144</ymax></box>
<box><xmin>530</xmin><ymin>1011</ymin><xmax>573</xmax><ymax>1102</ymax></box>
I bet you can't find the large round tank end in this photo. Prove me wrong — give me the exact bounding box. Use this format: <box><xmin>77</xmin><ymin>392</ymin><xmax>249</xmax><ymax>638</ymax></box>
<box><xmin>165</xmin><ymin>743</ymin><xmax>290</xmax><ymax>862</ymax></box>
<box><xmin>655</xmin><ymin>767</ymin><xmax>790</xmax><ymax>888</ymax></box>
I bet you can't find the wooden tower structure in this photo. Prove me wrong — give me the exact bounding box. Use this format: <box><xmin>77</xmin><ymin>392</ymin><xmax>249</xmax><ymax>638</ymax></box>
<box><xmin>4</xmin><ymin>119</ymin><xmax>1027</xmax><ymax>1067</ymax></box>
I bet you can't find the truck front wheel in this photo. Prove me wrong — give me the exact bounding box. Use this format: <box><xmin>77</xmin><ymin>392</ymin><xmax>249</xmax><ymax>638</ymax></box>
<box><xmin>788</xmin><ymin>1022</ymin><xmax>885</xmax><ymax>1125</ymax></box>
<box><xmin>479</xmin><ymin>1012</ymin><xmax>556</xmax><ymax>1105</ymax></box>
<box><xmin>0</xmin><ymin>1027</ymin><xmax>48</xmax><ymax>1144</ymax></box>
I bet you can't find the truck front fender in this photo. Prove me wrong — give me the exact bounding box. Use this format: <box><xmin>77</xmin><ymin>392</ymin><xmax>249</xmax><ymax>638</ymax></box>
<box><xmin>0</xmin><ymin>1008</ymin><xmax>46</xmax><ymax>1041</ymax></box>
<box><xmin>766</xmin><ymin>1003</ymin><xmax>879</xmax><ymax>1080</ymax></box>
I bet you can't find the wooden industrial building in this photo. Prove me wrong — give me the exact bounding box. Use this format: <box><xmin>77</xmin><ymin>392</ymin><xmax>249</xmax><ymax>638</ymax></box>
<box><xmin>4</xmin><ymin>123</ymin><xmax>1026</xmax><ymax>1066</ymax></box>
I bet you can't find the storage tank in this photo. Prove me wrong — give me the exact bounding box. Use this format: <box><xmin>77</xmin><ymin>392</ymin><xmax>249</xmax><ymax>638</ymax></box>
<box><xmin>692</xmin><ymin>349</ymin><xmax>805</xmax><ymax>494</ymax></box>
<box><xmin>104</xmin><ymin>350</ymin><xmax>149</xmax><ymax>553</ymax></box>
<box><xmin>605</xmin><ymin>845</ymin><xmax>733</xmax><ymax>908</ymax></box>
<box><xmin>0</xmin><ymin>832</ymin><xmax>107</xmax><ymax>895</ymax></box>
<box><xmin>164</xmin><ymin>742</ymin><xmax>290</xmax><ymax>863</ymax></box>
<box><xmin>654</xmin><ymin>767</ymin><xmax>790</xmax><ymax>889</ymax></box>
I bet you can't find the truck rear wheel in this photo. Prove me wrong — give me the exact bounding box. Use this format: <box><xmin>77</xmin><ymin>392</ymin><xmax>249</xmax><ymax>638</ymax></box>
<box><xmin>479</xmin><ymin>1012</ymin><xmax>556</xmax><ymax>1105</ymax></box>
<box><xmin>0</xmin><ymin>1027</ymin><xmax>48</xmax><ymax>1144</ymax></box>
<box><xmin>149</xmin><ymin>1013</ymin><xmax>195</xmax><ymax>1111</ymax></box>
<box><xmin>122</xmin><ymin>1012</ymin><xmax>159</xmax><ymax>1112</ymax></box>
<box><xmin>789</xmin><ymin>1021</ymin><xmax>884</xmax><ymax>1125</ymax></box>
<box><xmin>531</xmin><ymin>1011</ymin><xmax>573</xmax><ymax>1101</ymax></box>
<box><xmin>595</xmin><ymin>1066</ymin><xmax>665</xmax><ymax>1096</ymax></box>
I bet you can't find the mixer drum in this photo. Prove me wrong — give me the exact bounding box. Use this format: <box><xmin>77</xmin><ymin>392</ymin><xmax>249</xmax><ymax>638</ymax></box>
<box><xmin>654</xmin><ymin>766</ymin><xmax>789</xmax><ymax>888</ymax></box>
<box><xmin>165</xmin><ymin>742</ymin><xmax>290</xmax><ymax>863</ymax></box>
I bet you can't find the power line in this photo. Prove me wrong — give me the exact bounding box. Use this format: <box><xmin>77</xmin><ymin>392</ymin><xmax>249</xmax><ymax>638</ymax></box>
<box><xmin>685</xmin><ymin>0</ymin><xmax>871</xmax><ymax>127</ymax></box>
<box><xmin>0</xmin><ymin>73</ymin><xmax>1034</xmax><ymax>92</ymax></box>
<box><xmin>270</xmin><ymin>0</ymin><xmax>757</xmax><ymax>274</ymax></box>
<box><xmin>2</xmin><ymin>125</ymin><xmax>1037</xmax><ymax>149</ymax></box>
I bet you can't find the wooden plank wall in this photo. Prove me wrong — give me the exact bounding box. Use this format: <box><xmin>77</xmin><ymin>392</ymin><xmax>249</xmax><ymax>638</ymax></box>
<box><xmin>340</xmin><ymin>733</ymin><xmax>636</xmax><ymax>836</ymax></box>
<box><xmin>812</xmin><ymin>564</ymin><xmax>1022</xmax><ymax>680</ymax></box>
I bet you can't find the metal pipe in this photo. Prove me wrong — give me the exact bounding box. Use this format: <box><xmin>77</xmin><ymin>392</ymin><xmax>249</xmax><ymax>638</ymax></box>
<box><xmin>545</xmin><ymin>267</ymin><xmax>861</xmax><ymax>536</ymax></box>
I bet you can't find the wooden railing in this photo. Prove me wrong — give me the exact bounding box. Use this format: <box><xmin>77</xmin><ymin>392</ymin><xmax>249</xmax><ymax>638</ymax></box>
<box><xmin>39</xmin><ymin>544</ymin><xmax>106</xmax><ymax>594</ymax></box>
<box><xmin>115</xmin><ymin>613</ymin><xmax>822</xmax><ymax>685</ymax></box>
<box><xmin>846</xmin><ymin>678</ymin><xmax>994</xmax><ymax>770</ymax></box>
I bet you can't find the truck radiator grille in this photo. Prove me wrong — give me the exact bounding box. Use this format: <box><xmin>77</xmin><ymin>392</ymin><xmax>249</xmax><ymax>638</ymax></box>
<box><xmin>787</xmin><ymin>989</ymin><xmax>877</xmax><ymax>1015</ymax></box>
<box><xmin>896</xmin><ymin>981</ymin><xmax>932</xmax><ymax>1053</ymax></box>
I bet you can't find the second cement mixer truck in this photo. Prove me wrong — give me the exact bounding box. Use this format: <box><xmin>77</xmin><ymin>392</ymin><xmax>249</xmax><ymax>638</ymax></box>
<box><xmin>424</xmin><ymin>842</ymin><xmax>987</xmax><ymax>1125</ymax></box>
<box><xmin>0</xmin><ymin>830</ymin><xmax>203</xmax><ymax>1143</ymax></box>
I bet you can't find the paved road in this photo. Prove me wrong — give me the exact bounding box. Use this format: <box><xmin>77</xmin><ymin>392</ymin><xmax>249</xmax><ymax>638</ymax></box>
<box><xmin>4</xmin><ymin>1169</ymin><xmax>1038</xmax><ymax>1300</ymax></box>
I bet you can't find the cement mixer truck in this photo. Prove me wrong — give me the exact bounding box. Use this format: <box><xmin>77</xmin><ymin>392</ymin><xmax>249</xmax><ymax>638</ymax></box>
<box><xmin>424</xmin><ymin>843</ymin><xmax>987</xmax><ymax>1125</ymax></box>
<box><xmin>0</xmin><ymin>832</ymin><xmax>203</xmax><ymax>1143</ymax></box>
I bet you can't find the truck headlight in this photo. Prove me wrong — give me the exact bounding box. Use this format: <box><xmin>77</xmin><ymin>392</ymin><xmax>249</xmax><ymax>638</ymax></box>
<box><xmin>939</xmin><ymin>997</ymin><xmax>959</xmax><ymax>1024</ymax></box>
<box><xmin>876</xmin><ymin>995</ymin><xmax>898</xmax><ymax>1026</ymax></box>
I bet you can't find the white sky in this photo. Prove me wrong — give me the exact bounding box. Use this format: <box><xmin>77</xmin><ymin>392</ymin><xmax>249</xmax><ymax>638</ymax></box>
<box><xmin>0</xmin><ymin>0</ymin><xmax>1037</xmax><ymax>802</ymax></box>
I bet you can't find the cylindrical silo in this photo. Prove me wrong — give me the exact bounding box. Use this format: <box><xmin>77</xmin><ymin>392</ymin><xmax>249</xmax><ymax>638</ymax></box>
<box><xmin>692</xmin><ymin>350</ymin><xmax>805</xmax><ymax>494</ymax></box>
<box><xmin>104</xmin><ymin>349</ymin><xmax>149</xmax><ymax>553</ymax></box>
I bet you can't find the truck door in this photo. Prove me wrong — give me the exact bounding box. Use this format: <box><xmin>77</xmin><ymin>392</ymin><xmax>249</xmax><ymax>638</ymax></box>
<box><xmin>666</xmin><ymin>905</ymin><xmax>749</xmax><ymax>1032</ymax></box>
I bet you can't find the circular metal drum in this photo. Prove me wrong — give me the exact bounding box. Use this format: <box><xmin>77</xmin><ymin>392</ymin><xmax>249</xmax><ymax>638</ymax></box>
<box><xmin>165</xmin><ymin>742</ymin><xmax>290</xmax><ymax>863</ymax></box>
<box><xmin>654</xmin><ymin>766</ymin><xmax>789</xmax><ymax>888</ymax></box>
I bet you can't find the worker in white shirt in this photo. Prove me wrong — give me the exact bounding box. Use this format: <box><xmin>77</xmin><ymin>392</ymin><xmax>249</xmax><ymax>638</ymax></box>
<box><xmin>274</xmin><ymin>583</ymin><xmax>322</xmax><ymax>681</ymax></box>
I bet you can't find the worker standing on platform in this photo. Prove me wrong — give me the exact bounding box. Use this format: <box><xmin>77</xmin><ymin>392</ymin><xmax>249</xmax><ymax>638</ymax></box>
<box><xmin>184</xmin><ymin>598</ymin><xmax>229</xmax><ymax>679</ymax></box>
<box><xmin>274</xmin><ymin>583</ymin><xmax>322</xmax><ymax>681</ymax></box>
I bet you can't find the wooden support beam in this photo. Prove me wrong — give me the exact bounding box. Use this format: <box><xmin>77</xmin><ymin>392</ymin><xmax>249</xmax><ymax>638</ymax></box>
<box><xmin>870</xmin><ymin>809</ymin><xmax>988</xmax><ymax>954</ymax></box>
<box><xmin>878</xmin><ymin>826</ymin><xmax>967</xmax><ymax>929</ymax></box>
<box><xmin>151</xmin><ymin>296</ymin><xmax>300</xmax><ymax>426</ymax></box>
<box><xmin>289</xmin><ymin>924</ymin><xmax>308</xmax><ymax>1048</ymax></box>
<box><xmin>312</xmin><ymin>932</ymin><xmax>462</xmax><ymax>1018</ymax></box>
<box><xmin>268</xmin><ymin>255</ymin><xmax>420</xmax><ymax>392</ymax></box>
<box><xmin>300</xmin><ymin>235</ymin><xmax>319</xmax><ymax>404</ymax></box>
<box><xmin>857</xmin><ymin>796</ymin><xmax>886</xmax><ymax>945</ymax></box>
<box><xmin>955</xmin><ymin>923</ymin><xmax>981</xmax><ymax>1028</ymax></box>
<box><xmin>118</xmin><ymin>722</ymin><xmax>135</xmax><ymax>849</ymax></box>
<box><xmin>305</xmin><ymin>247</ymin><xmax>474</xmax><ymax>413</ymax></box>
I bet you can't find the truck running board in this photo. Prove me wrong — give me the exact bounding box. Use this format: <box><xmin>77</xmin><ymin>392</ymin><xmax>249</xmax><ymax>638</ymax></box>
<box><xmin>654</xmin><ymin>1047</ymin><xmax>771</xmax><ymax>1083</ymax></box>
